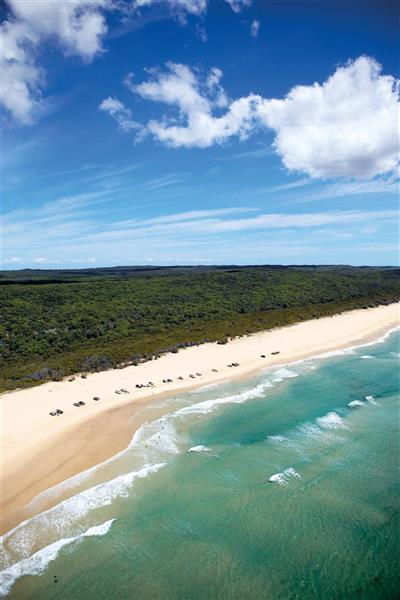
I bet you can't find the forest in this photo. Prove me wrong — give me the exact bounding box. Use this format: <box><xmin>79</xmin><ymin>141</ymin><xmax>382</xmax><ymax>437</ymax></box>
<box><xmin>1</xmin><ymin>265</ymin><xmax>399</xmax><ymax>391</ymax></box>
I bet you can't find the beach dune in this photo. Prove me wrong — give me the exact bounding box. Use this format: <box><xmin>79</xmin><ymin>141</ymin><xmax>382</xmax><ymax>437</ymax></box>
<box><xmin>1</xmin><ymin>303</ymin><xmax>398</xmax><ymax>534</ymax></box>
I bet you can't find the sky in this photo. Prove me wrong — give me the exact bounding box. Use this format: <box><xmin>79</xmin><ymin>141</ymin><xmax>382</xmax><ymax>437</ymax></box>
<box><xmin>1</xmin><ymin>0</ymin><xmax>399</xmax><ymax>268</ymax></box>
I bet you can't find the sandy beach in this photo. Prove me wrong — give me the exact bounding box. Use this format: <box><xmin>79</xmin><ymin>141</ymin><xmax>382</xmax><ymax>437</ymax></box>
<box><xmin>1</xmin><ymin>303</ymin><xmax>398</xmax><ymax>535</ymax></box>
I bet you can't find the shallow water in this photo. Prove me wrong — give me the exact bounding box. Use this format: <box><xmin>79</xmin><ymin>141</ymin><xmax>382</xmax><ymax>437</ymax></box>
<box><xmin>2</xmin><ymin>329</ymin><xmax>399</xmax><ymax>599</ymax></box>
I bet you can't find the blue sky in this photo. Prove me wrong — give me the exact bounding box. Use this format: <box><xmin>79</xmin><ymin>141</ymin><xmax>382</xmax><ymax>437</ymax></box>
<box><xmin>2</xmin><ymin>0</ymin><xmax>399</xmax><ymax>267</ymax></box>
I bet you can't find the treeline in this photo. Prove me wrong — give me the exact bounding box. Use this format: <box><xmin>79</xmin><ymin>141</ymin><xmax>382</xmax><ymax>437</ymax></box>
<box><xmin>0</xmin><ymin>266</ymin><xmax>398</xmax><ymax>391</ymax></box>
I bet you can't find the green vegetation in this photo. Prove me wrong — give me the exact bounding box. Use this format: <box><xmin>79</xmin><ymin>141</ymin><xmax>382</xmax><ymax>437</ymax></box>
<box><xmin>1</xmin><ymin>265</ymin><xmax>398</xmax><ymax>392</ymax></box>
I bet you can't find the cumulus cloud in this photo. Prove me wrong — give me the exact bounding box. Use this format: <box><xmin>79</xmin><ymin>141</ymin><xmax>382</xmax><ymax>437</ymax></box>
<box><xmin>257</xmin><ymin>56</ymin><xmax>400</xmax><ymax>179</ymax></box>
<box><xmin>250</xmin><ymin>19</ymin><xmax>260</xmax><ymax>37</ymax></box>
<box><xmin>1</xmin><ymin>0</ymin><xmax>108</xmax><ymax>123</ymax></box>
<box><xmin>8</xmin><ymin>0</ymin><xmax>108</xmax><ymax>59</ymax></box>
<box><xmin>1</xmin><ymin>0</ymin><xmax>254</xmax><ymax>124</ymax></box>
<box><xmin>99</xmin><ymin>97</ymin><xmax>143</xmax><ymax>133</ymax></box>
<box><xmin>122</xmin><ymin>62</ymin><xmax>261</xmax><ymax>147</ymax></box>
<box><xmin>3</xmin><ymin>256</ymin><xmax>22</xmax><ymax>264</ymax></box>
<box><xmin>106</xmin><ymin>56</ymin><xmax>399</xmax><ymax>179</ymax></box>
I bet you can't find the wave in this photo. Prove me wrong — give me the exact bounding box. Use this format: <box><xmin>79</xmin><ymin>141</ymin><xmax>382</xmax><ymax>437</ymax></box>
<box><xmin>188</xmin><ymin>445</ymin><xmax>211</xmax><ymax>453</ymax></box>
<box><xmin>267</xmin><ymin>435</ymin><xmax>285</xmax><ymax>445</ymax></box>
<box><xmin>0</xmin><ymin>519</ymin><xmax>115</xmax><ymax>598</ymax></box>
<box><xmin>271</xmin><ymin>368</ymin><xmax>299</xmax><ymax>383</ymax></box>
<box><xmin>25</xmin><ymin>424</ymin><xmax>161</xmax><ymax>515</ymax></box>
<box><xmin>296</xmin><ymin>422</ymin><xmax>329</xmax><ymax>441</ymax></box>
<box><xmin>174</xmin><ymin>380</ymin><xmax>274</xmax><ymax>417</ymax></box>
<box><xmin>269</xmin><ymin>467</ymin><xmax>301</xmax><ymax>486</ymax></box>
<box><xmin>268</xmin><ymin>413</ymin><xmax>345</xmax><ymax>454</ymax></box>
<box><xmin>192</xmin><ymin>382</ymin><xmax>224</xmax><ymax>394</ymax></box>
<box><xmin>128</xmin><ymin>419</ymin><xmax>181</xmax><ymax>456</ymax></box>
<box><xmin>360</xmin><ymin>355</ymin><xmax>375</xmax><ymax>360</ymax></box>
<box><xmin>316</xmin><ymin>412</ymin><xmax>346</xmax><ymax>430</ymax></box>
<box><xmin>365</xmin><ymin>395</ymin><xmax>378</xmax><ymax>405</ymax></box>
<box><xmin>348</xmin><ymin>324</ymin><xmax>400</xmax><ymax>351</ymax></box>
<box><xmin>348</xmin><ymin>400</ymin><xmax>365</xmax><ymax>407</ymax></box>
<box><xmin>1</xmin><ymin>463</ymin><xmax>165</xmax><ymax>569</ymax></box>
<box><xmin>287</xmin><ymin>325</ymin><xmax>399</xmax><ymax>367</ymax></box>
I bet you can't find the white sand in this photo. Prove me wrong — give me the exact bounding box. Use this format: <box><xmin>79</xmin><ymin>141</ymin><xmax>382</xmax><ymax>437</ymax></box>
<box><xmin>1</xmin><ymin>303</ymin><xmax>398</xmax><ymax>533</ymax></box>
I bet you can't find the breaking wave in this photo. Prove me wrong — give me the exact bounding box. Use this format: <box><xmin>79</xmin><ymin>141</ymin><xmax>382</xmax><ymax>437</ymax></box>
<box><xmin>348</xmin><ymin>400</ymin><xmax>365</xmax><ymax>407</ymax></box>
<box><xmin>0</xmin><ymin>519</ymin><xmax>115</xmax><ymax>597</ymax></box>
<box><xmin>269</xmin><ymin>467</ymin><xmax>301</xmax><ymax>486</ymax></box>
<box><xmin>316</xmin><ymin>412</ymin><xmax>346</xmax><ymax>430</ymax></box>
<box><xmin>271</xmin><ymin>368</ymin><xmax>299</xmax><ymax>383</ymax></box>
<box><xmin>188</xmin><ymin>445</ymin><xmax>211</xmax><ymax>453</ymax></box>
<box><xmin>365</xmin><ymin>395</ymin><xmax>378</xmax><ymax>405</ymax></box>
<box><xmin>1</xmin><ymin>463</ymin><xmax>165</xmax><ymax>569</ymax></box>
<box><xmin>174</xmin><ymin>380</ymin><xmax>274</xmax><ymax>417</ymax></box>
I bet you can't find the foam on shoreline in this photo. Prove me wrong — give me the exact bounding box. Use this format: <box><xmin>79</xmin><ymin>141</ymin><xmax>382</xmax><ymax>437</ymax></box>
<box><xmin>0</xmin><ymin>519</ymin><xmax>115</xmax><ymax>597</ymax></box>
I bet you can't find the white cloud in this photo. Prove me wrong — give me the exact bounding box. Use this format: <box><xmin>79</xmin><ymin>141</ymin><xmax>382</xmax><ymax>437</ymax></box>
<box><xmin>145</xmin><ymin>207</ymin><xmax>255</xmax><ymax>224</ymax></box>
<box><xmin>109</xmin><ymin>56</ymin><xmax>399</xmax><ymax>180</ymax></box>
<box><xmin>141</xmin><ymin>172</ymin><xmax>189</xmax><ymax>190</ymax></box>
<box><xmin>123</xmin><ymin>62</ymin><xmax>261</xmax><ymax>148</ymax></box>
<box><xmin>1</xmin><ymin>0</ymin><xmax>253</xmax><ymax>124</ymax></box>
<box><xmin>250</xmin><ymin>19</ymin><xmax>260</xmax><ymax>37</ymax></box>
<box><xmin>226</xmin><ymin>0</ymin><xmax>252</xmax><ymax>13</ymax></box>
<box><xmin>301</xmin><ymin>177</ymin><xmax>399</xmax><ymax>202</ymax></box>
<box><xmin>257</xmin><ymin>56</ymin><xmax>400</xmax><ymax>179</ymax></box>
<box><xmin>5</xmin><ymin>193</ymin><xmax>398</xmax><ymax>265</ymax></box>
<box><xmin>132</xmin><ymin>0</ymin><xmax>249</xmax><ymax>18</ymax></box>
<box><xmin>99</xmin><ymin>97</ymin><xmax>142</xmax><ymax>133</ymax></box>
<box><xmin>3</xmin><ymin>256</ymin><xmax>22</xmax><ymax>264</ymax></box>
<box><xmin>195</xmin><ymin>209</ymin><xmax>397</xmax><ymax>234</ymax></box>
<box><xmin>132</xmin><ymin>0</ymin><xmax>208</xmax><ymax>18</ymax></box>
<box><xmin>8</xmin><ymin>0</ymin><xmax>108</xmax><ymax>59</ymax></box>
<box><xmin>1</xmin><ymin>18</ymin><xmax>44</xmax><ymax>124</ymax></box>
<box><xmin>33</xmin><ymin>257</ymin><xmax>49</xmax><ymax>263</ymax></box>
<box><xmin>1</xmin><ymin>0</ymin><xmax>108</xmax><ymax>123</ymax></box>
<box><xmin>195</xmin><ymin>23</ymin><xmax>208</xmax><ymax>42</ymax></box>
<box><xmin>72</xmin><ymin>258</ymin><xmax>96</xmax><ymax>264</ymax></box>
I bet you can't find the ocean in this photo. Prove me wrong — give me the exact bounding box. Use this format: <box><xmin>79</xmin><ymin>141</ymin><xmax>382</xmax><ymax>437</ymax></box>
<box><xmin>1</xmin><ymin>328</ymin><xmax>399</xmax><ymax>600</ymax></box>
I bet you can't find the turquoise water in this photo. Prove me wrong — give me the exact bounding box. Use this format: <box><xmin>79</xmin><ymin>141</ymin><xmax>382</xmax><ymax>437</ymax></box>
<box><xmin>2</xmin><ymin>329</ymin><xmax>399</xmax><ymax>599</ymax></box>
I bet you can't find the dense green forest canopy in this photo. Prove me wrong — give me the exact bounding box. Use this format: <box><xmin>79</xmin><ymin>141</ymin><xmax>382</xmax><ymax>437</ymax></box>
<box><xmin>1</xmin><ymin>265</ymin><xmax>399</xmax><ymax>391</ymax></box>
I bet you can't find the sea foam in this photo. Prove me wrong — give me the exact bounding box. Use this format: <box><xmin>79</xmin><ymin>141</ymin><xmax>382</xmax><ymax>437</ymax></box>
<box><xmin>0</xmin><ymin>519</ymin><xmax>115</xmax><ymax>597</ymax></box>
<box><xmin>316</xmin><ymin>412</ymin><xmax>346</xmax><ymax>430</ymax></box>
<box><xmin>365</xmin><ymin>395</ymin><xmax>378</xmax><ymax>405</ymax></box>
<box><xmin>267</xmin><ymin>435</ymin><xmax>285</xmax><ymax>445</ymax></box>
<box><xmin>348</xmin><ymin>400</ymin><xmax>365</xmax><ymax>408</ymax></box>
<box><xmin>188</xmin><ymin>445</ymin><xmax>211</xmax><ymax>453</ymax></box>
<box><xmin>1</xmin><ymin>463</ymin><xmax>165</xmax><ymax>567</ymax></box>
<box><xmin>129</xmin><ymin>418</ymin><xmax>181</xmax><ymax>456</ymax></box>
<box><xmin>271</xmin><ymin>368</ymin><xmax>299</xmax><ymax>383</ymax></box>
<box><xmin>269</xmin><ymin>467</ymin><xmax>301</xmax><ymax>486</ymax></box>
<box><xmin>175</xmin><ymin>380</ymin><xmax>274</xmax><ymax>417</ymax></box>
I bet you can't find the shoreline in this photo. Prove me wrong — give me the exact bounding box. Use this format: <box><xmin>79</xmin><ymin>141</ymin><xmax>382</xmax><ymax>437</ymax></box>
<box><xmin>1</xmin><ymin>303</ymin><xmax>398</xmax><ymax>535</ymax></box>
